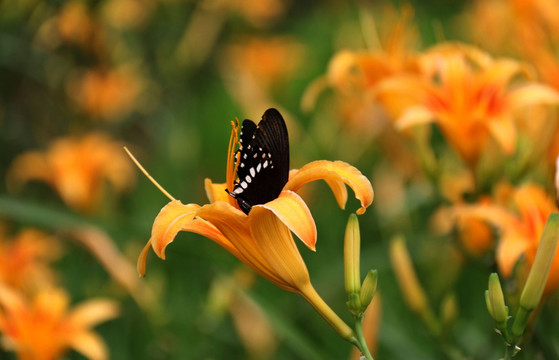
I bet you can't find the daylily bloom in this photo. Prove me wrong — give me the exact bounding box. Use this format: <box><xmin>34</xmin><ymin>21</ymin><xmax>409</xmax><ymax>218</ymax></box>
<box><xmin>67</xmin><ymin>66</ymin><xmax>145</xmax><ymax>121</ymax></box>
<box><xmin>306</xmin><ymin>5</ymin><xmax>421</xmax><ymax>131</ymax></box>
<box><xmin>135</xmin><ymin>120</ymin><xmax>374</xmax><ymax>339</ymax></box>
<box><xmin>7</xmin><ymin>132</ymin><xmax>135</xmax><ymax>213</ymax></box>
<box><xmin>0</xmin><ymin>285</ymin><xmax>119</xmax><ymax>360</ymax></box>
<box><xmin>376</xmin><ymin>43</ymin><xmax>559</xmax><ymax>164</ymax></box>
<box><xmin>0</xmin><ymin>228</ymin><xmax>60</xmax><ymax>292</ymax></box>
<box><xmin>223</xmin><ymin>36</ymin><xmax>304</xmax><ymax>92</ymax></box>
<box><xmin>456</xmin><ymin>183</ymin><xmax>559</xmax><ymax>295</ymax></box>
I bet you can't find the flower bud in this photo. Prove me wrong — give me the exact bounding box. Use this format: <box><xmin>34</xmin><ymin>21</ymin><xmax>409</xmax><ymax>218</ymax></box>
<box><xmin>519</xmin><ymin>213</ymin><xmax>559</xmax><ymax>312</ymax></box>
<box><xmin>360</xmin><ymin>269</ymin><xmax>378</xmax><ymax>310</ymax></box>
<box><xmin>389</xmin><ymin>236</ymin><xmax>428</xmax><ymax>313</ymax></box>
<box><xmin>512</xmin><ymin>213</ymin><xmax>559</xmax><ymax>338</ymax></box>
<box><xmin>344</xmin><ymin>213</ymin><xmax>361</xmax><ymax>295</ymax></box>
<box><xmin>487</xmin><ymin>273</ymin><xmax>508</xmax><ymax>324</ymax></box>
<box><xmin>440</xmin><ymin>293</ymin><xmax>458</xmax><ymax>328</ymax></box>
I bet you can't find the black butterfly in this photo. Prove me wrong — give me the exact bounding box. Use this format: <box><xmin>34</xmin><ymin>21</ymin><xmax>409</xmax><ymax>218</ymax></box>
<box><xmin>227</xmin><ymin>108</ymin><xmax>290</xmax><ymax>214</ymax></box>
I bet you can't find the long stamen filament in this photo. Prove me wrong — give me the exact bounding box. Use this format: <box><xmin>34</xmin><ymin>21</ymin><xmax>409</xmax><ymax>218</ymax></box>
<box><xmin>124</xmin><ymin>147</ymin><xmax>176</xmax><ymax>201</ymax></box>
<box><xmin>226</xmin><ymin>119</ymin><xmax>240</xmax><ymax>192</ymax></box>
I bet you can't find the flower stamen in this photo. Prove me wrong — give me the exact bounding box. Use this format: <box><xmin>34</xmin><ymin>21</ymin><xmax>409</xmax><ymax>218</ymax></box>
<box><xmin>226</xmin><ymin>118</ymin><xmax>241</xmax><ymax>193</ymax></box>
<box><xmin>124</xmin><ymin>146</ymin><xmax>175</xmax><ymax>201</ymax></box>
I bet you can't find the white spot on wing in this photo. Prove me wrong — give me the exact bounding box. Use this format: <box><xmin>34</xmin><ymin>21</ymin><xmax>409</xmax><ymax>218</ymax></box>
<box><xmin>241</xmin><ymin>181</ymin><xmax>248</xmax><ymax>189</ymax></box>
<box><xmin>245</xmin><ymin>175</ymin><xmax>252</xmax><ymax>183</ymax></box>
<box><xmin>250</xmin><ymin>168</ymin><xmax>255</xmax><ymax>177</ymax></box>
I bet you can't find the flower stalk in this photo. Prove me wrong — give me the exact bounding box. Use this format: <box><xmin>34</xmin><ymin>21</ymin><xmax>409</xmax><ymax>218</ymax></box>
<box><xmin>342</xmin><ymin>214</ymin><xmax>376</xmax><ymax>360</ymax></box>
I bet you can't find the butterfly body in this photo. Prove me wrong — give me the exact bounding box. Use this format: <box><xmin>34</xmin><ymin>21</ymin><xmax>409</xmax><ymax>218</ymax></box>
<box><xmin>228</xmin><ymin>108</ymin><xmax>289</xmax><ymax>214</ymax></box>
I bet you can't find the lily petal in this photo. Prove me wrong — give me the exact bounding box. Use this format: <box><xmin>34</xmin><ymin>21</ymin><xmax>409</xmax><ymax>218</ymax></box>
<box><xmin>205</xmin><ymin>178</ymin><xmax>235</xmax><ymax>205</ymax></box>
<box><xmin>488</xmin><ymin>115</ymin><xmax>517</xmax><ymax>154</ymax></box>
<box><xmin>285</xmin><ymin>160</ymin><xmax>374</xmax><ymax>215</ymax></box>
<box><xmin>148</xmin><ymin>200</ymin><xmax>242</xmax><ymax>264</ymax></box>
<box><xmin>395</xmin><ymin>106</ymin><xmax>436</xmax><ymax>130</ymax></box>
<box><xmin>195</xmin><ymin>202</ymin><xmax>295</xmax><ymax>291</ymax></box>
<box><xmin>453</xmin><ymin>204</ymin><xmax>517</xmax><ymax>229</ymax></box>
<box><xmin>137</xmin><ymin>240</ymin><xmax>152</xmax><ymax>277</ymax></box>
<box><xmin>68</xmin><ymin>299</ymin><xmax>119</xmax><ymax>328</ymax></box>
<box><xmin>497</xmin><ymin>233</ymin><xmax>531</xmax><ymax>277</ymax></box>
<box><xmin>255</xmin><ymin>190</ymin><xmax>317</xmax><ymax>251</ymax></box>
<box><xmin>249</xmin><ymin>204</ymin><xmax>312</xmax><ymax>292</ymax></box>
<box><xmin>69</xmin><ymin>331</ymin><xmax>108</xmax><ymax>360</ymax></box>
<box><xmin>150</xmin><ymin>201</ymin><xmax>200</xmax><ymax>259</ymax></box>
<box><xmin>0</xmin><ymin>284</ymin><xmax>25</xmax><ymax>314</ymax></box>
<box><xmin>508</xmin><ymin>84</ymin><xmax>559</xmax><ymax>110</ymax></box>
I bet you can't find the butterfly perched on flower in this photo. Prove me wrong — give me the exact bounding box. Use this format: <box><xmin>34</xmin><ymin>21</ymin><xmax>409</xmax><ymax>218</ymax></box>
<box><xmin>227</xmin><ymin>108</ymin><xmax>289</xmax><ymax>214</ymax></box>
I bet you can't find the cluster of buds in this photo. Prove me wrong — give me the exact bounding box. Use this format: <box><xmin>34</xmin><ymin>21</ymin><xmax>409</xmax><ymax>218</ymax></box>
<box><xmin>486</xmin><ymin>212</ymin><xmax>559</xmax><ymax>357</ymax></box>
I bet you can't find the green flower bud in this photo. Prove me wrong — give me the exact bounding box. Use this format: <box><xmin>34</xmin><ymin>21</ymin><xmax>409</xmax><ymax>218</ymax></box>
<box><xmin>440</xmin><ymin>293</ymin><xmax>458</xmax><ymax>328</ymax></box>
<box><xmin>518</xmin><ymin>213</ymin><xmax>559</xmax><ymax>312</ymax></box>
<box><xmin>344</xmin><ymin>213</ymin><xmax>361</xmax><ymax>295</ymax></box>
<box><xmin>360</xmin><ymin>269</ymin><xmax>378</xmax><ymax>310</ymax></box>
<box><xmin>488</xmin><ymin>273</ymin><xmax>508</xmax><ymax>324</ymax></box>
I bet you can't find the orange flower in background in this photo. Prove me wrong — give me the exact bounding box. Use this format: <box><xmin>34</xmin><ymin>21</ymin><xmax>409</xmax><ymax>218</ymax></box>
<box><xmin>314</xmin><ymin>5</ymin><xmax>421</xmax><ymax>131</ymax></box>
<box><xmin>7</xmin><ymin>132</ymin><xmax>135</xmax><ymax>213</ymax></box>
<box><xmin>100</xmin><ymin>0</ymin><xmax>155</xmax><ymax>30</ymax></box>
<box><xmin>456</xmin><ymin>183</ymin><xmax>559</xmax><ymax>295</ymax></box>
<box><xmin>134</xmin><ymin>118</ymin><xmax>373</xmax><ymax>339</ymax></box>
<box><xmin>229</xmin><ymin>0</ymin><xmax>287</xmax><ymax>27</ymax></box>
<box><xmin>224</xmin><ymin>36</ymin><xmax>304</xmax><ymax>91</ymax></box>
<box><xmin>0</xmin><ymin>228</ymin><xmax>60</xmax><ymax>292</ymax></box>
<box><xmin>376</xmin><ymin>43</ymin><xmax>559</xmax><ymax>164</ymax></box>
<box><xmin>56</xmin><ymin>1</ymin><xmax>95</xmax><ymax>46</ymax></box>
<box><xmin>0</xmin><ymin>285</ymin><xmax>118</xmax><ymax>360</ymax></box>
<box><xmin>67</xmin><ymin>66</ymin><xmax>145</xmax><ymax>121</ymax></box>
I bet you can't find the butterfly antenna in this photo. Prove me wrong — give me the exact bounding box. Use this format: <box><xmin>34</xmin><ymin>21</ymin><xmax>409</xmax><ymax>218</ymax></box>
<box><xmin>124</xmin><ymin>147</ymin><xmax>176</xmax><ymax>201</ymax></box>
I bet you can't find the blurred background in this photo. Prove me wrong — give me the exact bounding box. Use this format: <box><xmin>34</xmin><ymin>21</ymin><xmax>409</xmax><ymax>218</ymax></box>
<box><xmin>2</xmin><ymin>0</ymin><xmax>559</xmax><ymax>359</ymax></box>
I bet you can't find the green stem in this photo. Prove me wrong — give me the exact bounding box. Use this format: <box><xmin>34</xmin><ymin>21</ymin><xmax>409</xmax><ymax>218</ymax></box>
<box><xmin>299</xmin><ymin>283</ymin><xmax>355</xmax><ymax>342</ymax></box>
<box><xmin>503</xmin><ymin>343</ymin><xmax>515</xmax><ymax>360</ymax></box>
<box><xmin>354</xmin><ymin>317</ymin><xmax>374</xmax><ymax>360</ymax></box>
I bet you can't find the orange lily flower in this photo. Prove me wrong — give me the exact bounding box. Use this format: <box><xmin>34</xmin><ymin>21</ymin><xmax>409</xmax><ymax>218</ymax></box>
<box><xmin>0</xmin><ymin>228</ymin><xmax>60</xmax><ymax>292</ymax></box>
<box><xmin>0</xmin><ymin>285</ymin><xmax>119</xmax><ymax>360</ymax></box>
<box><xmin>134</xmin><ymin>120</ymin><xmax>373</xmax><ymax>339</ymax></box>
<box><xmin>456</xmin><ymin>183</ymin><xmax>559</xmax><ymax>295</ymax></box>
<box><xmin>67</xmin><ymin>66</ymin><xmax>145</xmax><ymax>121</ymax></box>
<box><xmin>309</xmin><ymin>5</ymin><xmax>421</xmax><ymax>131</ymax></box>
<box><xmin>376</xmin><ymin>43</ymin><xmax>559</xmax><ymax>164</ymax></box>
<box><xmin>7</xmin><ymin>132</ymin><xmax>135</xmax><ymax>213</ymax></box>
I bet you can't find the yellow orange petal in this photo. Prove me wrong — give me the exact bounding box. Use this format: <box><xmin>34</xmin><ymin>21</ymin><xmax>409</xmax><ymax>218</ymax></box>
<box><xmin>497</xmin><ymin>234</ymin><xmax>530</xmax><ymax>277</ymax></box>
<box><xmin>395</xmin><ymin>106</ymin><xmax>435</xmax><ymax>130</ymax></box>
<box><xmin>507</xmin><ymin>84</ymin><xmax>559</xmax><ymax>110</ymax></box>
<box><xmin>255</xmin><ymin>190</ymin><xmax>317</xmax><ymax>251</ymax></box>
<box><xmin>205</xmin><ymin>178</ymin><xmax>235</xmax><ymax>205</ymax></box>
<box><xmin>453</xmin><ymin>204</ymin><xmax>517</xmax><ymax>229</ymax></box>
<box><xmin>488</xmin><ymin>116</ymin><xmax>517</xmax><ymax>154</ymax></box>
<box><xmin>324</xmin><ymin>178</ymin><xmax>348</xmax><ymax>210</ymax></box>
<box><xmin>137</xmin><ymin>240</ymin><xmax>151</xmax><ymax>276</ymax></box>
<box><xmin>195</xmin><ymin>202</ymin><xmax>294</xmax><ymax>291</ymax></box>
<box><xmin>481</xmin><ymin>59</ymin><xmax>524</xmax><ymax>86</ymax></box>
<box><xmin>249</xmin><ymin>204</ymin><xmax>311</xmax><ymax>292</ymax></box>
<box><xmin>0</xmin><ymin>284</ymin><xmax>25</xmax><ymax>313</ymax></box>
<box><xmin>6</xmin><ymin>151</ymin><xmax>51</xmax><ymax>191</ymax></box>
<box><xmin>68</xmin><ymin>299</ymin><xmax>119</xmax><ymax>328</ymax></box>
<box><xmin>150</xmin><ymin>201</ymin><xmax>200</xmax><ymax>259</ymax></box>
<box><xmin>285</xmin><ymin>160</ymin><xmax>374</xmax><ymax>215</ymax></box>
<box><xmin>183</xmin><ymin>216</ymin><xmax>241</xmax><ymax>259</ymax></box>
<box><xmin>69</xmin><ymin>331</ymin><xmax>109</xmax><ymax>360</ymax></box>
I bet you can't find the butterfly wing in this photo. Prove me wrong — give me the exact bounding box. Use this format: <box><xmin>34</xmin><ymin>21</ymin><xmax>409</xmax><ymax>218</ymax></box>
<box><xmin>229</xmin><ymin>108</ymin><xmax>290</xmax><ymax>214</ymax></box>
